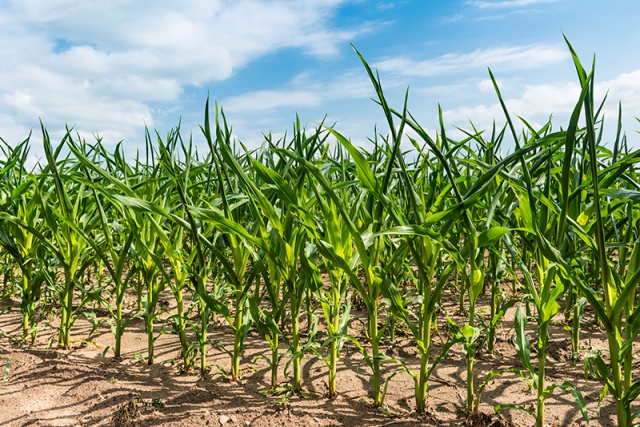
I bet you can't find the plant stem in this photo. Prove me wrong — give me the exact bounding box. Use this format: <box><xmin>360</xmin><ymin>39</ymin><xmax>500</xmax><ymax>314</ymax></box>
<box><xmin>175</xmin><ymin>288</ymin><xmax>190</xmax><ymax>372</ymax></box>
<box><xmin>271</xmin><ymin>335</ymin><xmax>279</xmax><ymax>389</ymax></box>
<box><xmin>146</xmin><ymin>312</ymin><xmax>154</xmax><ymax>365</ymax></box>
<box><xmin>60</xmin><ymin>277</ymin><xmax>74</xmax><ymax>349</ymax></box>
<box><xmin>115</xmin><ymin>296</ymin><xmax>123</xmax><ymax>358</ymax></box>
<box><xmin>536</xmin><ymin>321</ymin><xmax>548</xmax><ymax>427</ymax></box>
<box><xmin>608</xmin><ymin>331</ymin><xmax>628</xmax><ymax>427</ymax></box>
<box><xmin>571</xmin><ymin>301</ymin><xmax>580</xmax><ymax>362</ymax></box>
<box><xmin>291</xmin><ymin>291</ymin><xmax>301</xmax><ymax>392</ymax></box>
<box><xmin>416</xmin><ymin>311</ymin><xmax>432</xmax><ymax>413</ymax></box>
<box><xmin>231</xmin><ymin>295</ymin><xmax>244</xmax><ymax>381</ymax></box>
<box><xmin>488</xmin><ymin>256</ymin><xmax>498</xmax><ymax>354</ymax></box>
<box><xmin>328</xmin><ymin>286</ymin><xmax>340</xmax><ymax>397</ymax></box>
<box><xmin>199</xmin><ymin>296</ymin><xmax>208</xmax><ymax>375</ymax></box>
<box><xmin>371</xmin><ymin>297</ymin><xmax>381</xmax><ymax>407</ymax></box>
<box><xmin>466</xmin><ymin>298</ymin><xmax>475</xmax><ymax>414</ymax></box>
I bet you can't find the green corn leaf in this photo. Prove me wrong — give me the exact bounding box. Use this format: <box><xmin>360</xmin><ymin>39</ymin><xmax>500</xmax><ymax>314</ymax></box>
<box><xmin>623</xmin><ymin>381</ymin><xmax>640</xmax><ymax>406</ymax></box>
<box><xmin>477</xmin><ymin>226</ymin><xmax>510</xmax><ymax>248</ymax></box>
<box><xmin>494</xmin><ymin>403</ymin><xmax>534</xmax><ymax>417</ymax></box>
<box><xmin>558</xmin><ymin>382</ymin><xmax>590</xmax><ymax>425</ymax></box>
<box><xmin>379</xmin><ymin>274</ymin><xmax>418</xmax><ymax>338</ymax></box>
<box><xmin>325</xmin><ymin>127</ymin><xmax>380</xmax><ymax>196</ymax></box>
<box><xmin>514</xmin><ymin>305</ymin><xmax>534</xmax><ymax>376</ymax></box>
<box><xmin>540</xmin><ymin>279</ymin><xmax>564</xmax><ymax>322</ymax></box>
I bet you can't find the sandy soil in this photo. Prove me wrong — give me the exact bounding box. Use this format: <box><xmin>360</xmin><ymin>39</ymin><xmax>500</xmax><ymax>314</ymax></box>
<box><xmin>0</xmin><ymin>287</ymin><xmax>628</xmax><ymax>427</ymax></box>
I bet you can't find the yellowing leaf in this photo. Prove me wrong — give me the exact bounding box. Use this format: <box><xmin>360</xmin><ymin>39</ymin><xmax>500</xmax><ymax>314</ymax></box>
<box><xmin>577</xmin><ymin>212</ymin><xmax>589</xmax><ymax>227</ymax></box>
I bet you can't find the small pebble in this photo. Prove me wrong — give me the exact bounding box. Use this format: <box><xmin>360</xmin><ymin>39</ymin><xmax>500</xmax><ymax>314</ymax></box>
<box><xmin>219</xmin><ymin>415</ymin><xmax>230</xmax><ymax>425</ymax></box>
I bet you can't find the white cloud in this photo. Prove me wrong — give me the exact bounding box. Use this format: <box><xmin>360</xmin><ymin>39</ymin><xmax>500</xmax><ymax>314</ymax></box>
<box><xmin>586</xmin><ymin>71</ymin><xmax>640</xmax><ymax>143</ymax></box>
<box><xmin>476</xmin><ymin>78</ymin><xmax>500</xmax><ymax>93</ymax></box>
<box><xmin>441</xmin><ymin>81</ymin><xmax>579</xmax><ymax>133</ymax></box>
<box><xmin>508</xmin><ymin>83</ymin><xmax>581</xmax><ymax>117</ymax></box>
<box><xmin>373</xmin><ymin>44</ymin><xmax>568</xmax><ymax>77</ymax></box>
<box><xmin>217</xmin><ymin>44</ymin><xmax>640</xmax><ymax>153</ymax></box>
<box><xmin>0</xmin><ymin>0</ymin><xmax>366</xmax><ymax>147</ymax></box>
<box><xmin>414</xmin><ymin>77</ymin><xmax>510</xmax><ymax>101</ymax></box>
<box><xmin>211</xmin><ymin>67</ymin><xmax>392</xmax><ymax>151</ymax></box>
<box><xmin>440</xmin><ymin>72</ymin><xmax>640</xmax><ymax>146</ymax></box>
<box><xmin>223</xmin><ymin>90</ymin><xmax>322</xmax><ymax>113</ymax></box>
<box><xmin>596</xmin><ymin>70</ymin><xmax>640</xmax><ymax>113</ymax></box>
<box><xmin>443</xmin><ymin>103</ymin><xmax>503</xmax><ymax>131</ymax></box>
<box><xmin>221</xmin><ymin>67</ymin><xmax>379</xmax><ymax>116</ymax></box>
<box><xmin>13</xmin><ymin>0</ymin><xmax>364</xmax><ymax>72</ymax></box>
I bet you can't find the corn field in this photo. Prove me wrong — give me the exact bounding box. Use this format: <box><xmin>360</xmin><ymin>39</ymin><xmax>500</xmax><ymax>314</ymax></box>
<box><xmin>1</xmin><ymin>41</ymin><xmax>639</xmax><ymax>427</ymax></box>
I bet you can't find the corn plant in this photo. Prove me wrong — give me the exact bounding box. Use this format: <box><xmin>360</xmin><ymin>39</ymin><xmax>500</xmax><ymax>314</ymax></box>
<box><xmin>398</xmin><ymin>106</ymin><xmax>544</xmax><ymax>414</ymax></box>
<box><xmin>125</xmin><ymin>194</ymin><xmax>166</xmax><ymax>365</ymax></box>
<box><xmin>491</xmin><ymin>40</ymin><xmax>592</xmax><ymax>425</ymax></box>
<box><xmin>65</xmin><ymin>140</ymin><xmax>137</xmax><ymax>358</ymax></box>
<box><xmin>67</xmin><ymin>136</ymin><xmax>171</xmax><ymax>363</ymax></box>
<box><xmin>255</xmin><ymin>127</ymin><xmax>332</xmax><ymax>392</ymax></box>
<box><xmin>0</xmin><ymin>138</ymin><xmax>52</xmax><ymax>344</ymax></box>
<box><xmin>306</xmin><ymin>193</ymin><xmax>356</xmax><ymax>398</ymax></box>
<box><xmin>275</xmin><ymin>136</ymin><xmax>362</xmax><ymax>397</ymax></box>
<box><xmin>562</xmin><ymin>39</ymin><xmax>640</xmax><ymax>427</ymax></box>
<box><xmin>462</xmin><ymin>125</ymin><xmax>519</xmax><ymax>355</ymax></box>
<box><xmin>352</xmin><ymin>68</ymin><xmax>465</xmax><ymax>413</ymax></box>
<box><xmin>36</xmin><ymin>129</ymin><xmax>99</xmax><ymax>349</ymax></box>
<box><xmin>186</xmin><ymin>106</ymin><xmax>273</xmax><ymax>382</ymax></box>
<box><xmin>199</xmin><ymin>108</ymin><xmax>324</xmax><ymax>391</ymax></box>
<box><xmin>154</xmin><ymin>130</ymin><xmax>233</xmax><ymax>375</ymax></box>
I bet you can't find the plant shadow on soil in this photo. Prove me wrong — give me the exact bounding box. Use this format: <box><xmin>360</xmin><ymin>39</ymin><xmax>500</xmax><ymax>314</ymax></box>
<box><xmin>0</xmin><ymin>286</ymin><xmax>626</xmax><ymax>427</ymax></box>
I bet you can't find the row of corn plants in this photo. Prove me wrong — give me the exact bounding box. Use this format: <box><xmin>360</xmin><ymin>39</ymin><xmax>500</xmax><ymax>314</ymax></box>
<box><xmin>1</xmin><ymin>40</ymin><xmax>639</xmax><ymax>425</ymax></box>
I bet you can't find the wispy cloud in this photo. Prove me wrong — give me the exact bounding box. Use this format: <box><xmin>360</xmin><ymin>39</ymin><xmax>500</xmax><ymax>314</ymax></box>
<box><xmin>474</xmin><ymin>9</ymin><xmax>532</xmax><ymax>21</ymax></box>
<box><xmin>221</xmin><ymin>67</ymin><xmax>380</xmax><ymax>116</ymax></box>
<box><xmin>373</xmin><ymin>44</ymin><xmax>568</xmax><ymax>77</ymax></box>
<box><xmin>377</xmin><ymin>2</ymin><xmax>396</xmax><ymax>11</ymax></box>
<box><xmin>223</xmin><ymin>90</ymin><xmax>322</xmax><ymax>113</ymax></box>
<box><xmin>441</xmin><ymin>14</ymin><xmax>464</xmax><ymax>24</ymax></box>
<box><xmin>468</xmin><ymin>0</ymin><xmax>557</xmax><ymax>9</ymax></box>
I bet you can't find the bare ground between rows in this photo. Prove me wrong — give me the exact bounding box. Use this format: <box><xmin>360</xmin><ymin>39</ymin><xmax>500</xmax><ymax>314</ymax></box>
<box><xmin>0</xmin><ymin>286</ymin><xmax>630</xmax><ymax>427</ymax></box>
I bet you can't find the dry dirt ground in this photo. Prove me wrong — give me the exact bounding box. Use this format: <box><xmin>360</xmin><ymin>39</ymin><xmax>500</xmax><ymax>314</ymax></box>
<box><xmin>0</xmin><ymin>287</ymin><xmax>630</xmax><ymax>427</ymax></box>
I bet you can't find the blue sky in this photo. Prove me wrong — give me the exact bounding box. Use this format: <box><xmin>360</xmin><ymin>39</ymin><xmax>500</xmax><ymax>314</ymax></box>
<box><xmin>2</xmin><ymin>0</ymin><xmax>640</xmax><ymax>159</ymax></box>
